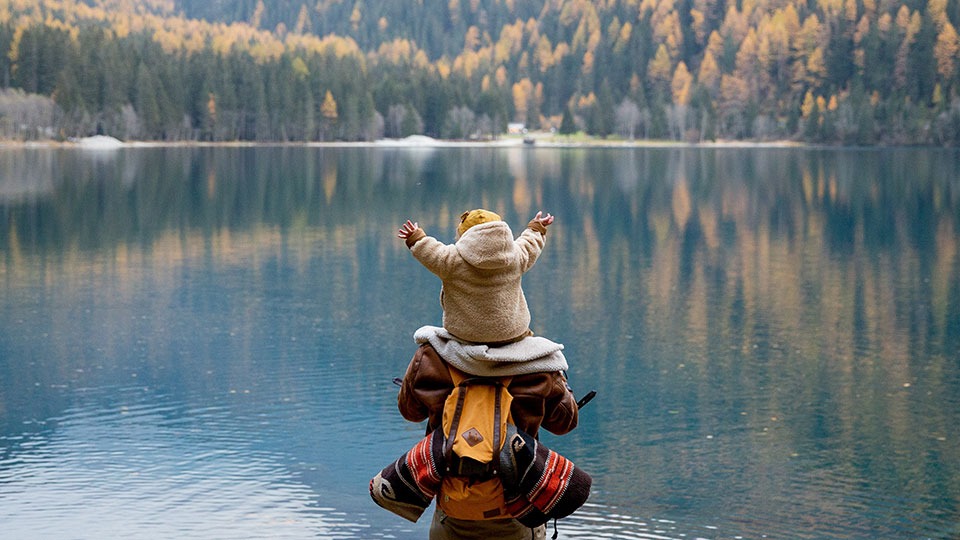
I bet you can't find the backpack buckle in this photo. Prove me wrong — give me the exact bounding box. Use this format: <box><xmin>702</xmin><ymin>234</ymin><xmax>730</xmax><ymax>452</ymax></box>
<box><xmin>448</xmin><ymin>454</ymin><xmax>495</xmax><ymax>479</ymax></box>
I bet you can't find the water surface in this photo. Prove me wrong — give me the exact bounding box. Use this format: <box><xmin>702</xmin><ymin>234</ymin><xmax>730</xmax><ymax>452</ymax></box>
<box><xmin>1</xmin><ymin>145</ymin><xmax>959</xmax><ymax>539</ymax></box>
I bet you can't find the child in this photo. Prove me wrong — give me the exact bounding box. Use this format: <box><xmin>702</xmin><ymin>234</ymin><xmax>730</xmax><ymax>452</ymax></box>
<box><xmin>397</xmin><ymin>209</ymin><xmax>554</xmax><ymax>345</ymax></box>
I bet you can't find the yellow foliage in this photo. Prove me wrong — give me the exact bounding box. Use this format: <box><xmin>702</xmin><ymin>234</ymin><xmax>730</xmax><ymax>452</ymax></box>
<box><xmin>524</xmin><ymin>17</ymin><xmax>539</xmax><ymax>44</ymax></box>
<box><xmin>535</xmin><ymin>34</ymin><xmax>554</xmax><ymax>72</ymax></box>
<box><xmin>806</xmin><ymin>46</ymin><xmax>826</xmax><ymax>82</ymax></box>
<box><xmin>878</xmin><ymin>12</ymin><xmax>892</xmax><ymax>33</ymax></box>
<box><xmin>496</xmin><ymin>65</ymin><xmax>508</xmax><ymax>86</ymax></box>
<box><xmin>705</xmin><ymin>30</ymin><xmax>723</xmax><ymax>60</ymax></box>
<box><xmin>291</xmin><ymin>56</ymin><xmax>309</xmax><ymax>78</ymax></box>
<box><xmin>796</xmin><ymin>14</ymin><xmax>822</xmax><ymax>54</ymax></box>
<box><xmin>249</xmin><ymin>40</ymin><xmax>285</xmax><ymax>63</ymax></box>
<box><xmin>934</xmin><ymin>22</ymin><xmax>958</xmax><ymax>79</ymax></box>
<box><xmin>721</xmin><ymin>5</ymin><xmax>749</xmax><ymax>44</ymax></box>
<box><xmin>207</xmin><ymin>93</ymin><xmax>216</xmax><ymax>121</ymax></box>
<box><xmin>437</xmin><ymin>58</ymin><xmax>451</xmax><ymax>79</ymax></box>
<box><xmin>648</xmin><ymin>43</ymin><xmax>673</xmax><ymax>86</ymax></box>
<box><xmin>8</xmin><ymin>25</ymin><xmax>24</xmax><ymax>63</ymax></box>
<box><xmin>310</xmin><ymin>34</ymin><xmax>363</xmax><ymax>59</ymax></box>
<box><xmin>671</xmin><ymin>61</ymin><xmax>692</xmax><ymax>105</ymax></box>
<box><xmin>464</xmin><ymin>25</ymin><xmax>481</xmax><ymax>52</ymax></box>
<box><xmin>587</xmin><ymin>24</ymin><xmax>601</xmax><ymax>52</ymax></box>
<box><xmin>496</xmin><ymin>20</ymin><xmax>523</xmax><ymax>64</ymax></box>
<box><xmin>251</xmin><ymin>0</ymin><xmax>265</xmax><ymax>29</ymax></box>
<box><xmin>929</xmin><ymin>0</ymin><xmax>948</xmax><ymax>25</ymax></box>
<box><xmin>512</xmin><ymin>77</ymin><xmax>534</xmax><ymax>120</ymax></box>
<box><xmin>582</xmin><ymin>50</ymin><xmax>594</xmax><ymax>74</ymax></box>
<box><xmin>895</xmin><ymin>5</ymin><xmax>911</xmax><ymax>32</ymax></box>
<box><xmin>638</xmin><ymin>0</ymin><xmax>659</xmax><ymax>17</ymax></box>
<box><xmin>630</xmin><ymin>73</ymin><xmax>642</xmax><ymax>94</ymax></box>
<box><xmin>577</xmin><ymin>92</ymin><xmax>597</xmax><ymax>110</ymax></box>
<box><xmin>844</xmin><ymin>0</ymin><xmax>857</xmax><ymax>23</ymax></box>
<box><xmin>606</xmin><ymin>16</ymin><xmax>621</xmax><ymax>49</ymax></box>
<box><xmin>153</xmin><ymin>27</ymin><xmax>183</xmax><ymax>54</ymax></box>
<box><xmin>321</xmin><ymin>90</ymin><xmax>338</xmax><ymax>120</ymax></box>
<box><xmin>294</xmin><ymin>4</ymin><xmax>311</xmax><ymax>34</ymax></box>
<box><xmin>764</xmin><ymin>10</ymin><xmax>791</xmax><ymax>59</ymax></box>
<box><xmin>816</xmin><ymin>0</ymin><xmax>842</xmax><ymax>19</ymax></box>
<box><xmin>211</xmin><ymin>32</ymin><xmax>235</xmax><ymax>56</ymax></box>
<box><xmin>719</xmin><ymin>74</ymin><xmax>749</xmax><ymax>107</ymax></box>
<box><xmin>907</xmin><ymin>10</ymin><xmax>922</xmax><ymax>37</ymax></box>
<box><xmin>854</xmin><ymin>15</ymin><xmax>870</xmax><ymax>44</ymax></box>
<box><xmin>735</xmin><ymin>28</ymin><xmax>758</xmax><ymax>73</ymax></box>
<box><xmin>690</xmin><ymin>8</ymin><xmax>706</xmax><ymax>44</ymax></box>
<box><xmin>781</xmin><ymin>4</ymin><xmax>801</xmax><ymax>36</ymax></box>
<box><xmin>801</xmin><ymin>90</ymin><xmax>816</xmax><ymax>117</ymax></box>
<box><xmin>456</xmin><ymin>50</ymin><xmax>479</xmax><ymax>78</ymax></box>
<box><xmin>654</xmin><ymin>11</ymin><xmax>682</xmax><ymax>58</ymax></box>
<box><xmin>698</xmin><ymin>51</ymin><xmax>720</xmax><ymax>90</ymax></box>
<box><xmin>449</xmin><ymin>0</ymin><xmax>460</xmax><ymax>24</ymax></box>
<box><xmin>377</xmin><ymin>38</ymin><xmax>421</xmax><ymax>64</ymax></box>
<box><xmin>553</xmin><ymin>42</ymin><xmax>570</xmax><ymax>65</ymax></box>
<box><xmin>617</xmin><ymin>21</ymin><xmax>632</xmax><ymax>52</ymax></box>
<box><xmin>350</xmin><ymin>3</ymin><xmax>361</xmax><ymax>31</ymax></box>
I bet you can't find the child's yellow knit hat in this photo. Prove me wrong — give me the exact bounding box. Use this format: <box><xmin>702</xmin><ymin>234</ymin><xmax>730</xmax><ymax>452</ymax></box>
<box><xmin>457</xmin><ymin>209</ymin><xmax>501</xmax><ymax>237</ymax></box>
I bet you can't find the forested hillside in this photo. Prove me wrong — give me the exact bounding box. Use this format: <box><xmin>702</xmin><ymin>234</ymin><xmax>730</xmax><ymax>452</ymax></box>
<box><xmin>0</xmin><ymin>0</ymin><xmax>958</xmax><ymax>144</ymax></box>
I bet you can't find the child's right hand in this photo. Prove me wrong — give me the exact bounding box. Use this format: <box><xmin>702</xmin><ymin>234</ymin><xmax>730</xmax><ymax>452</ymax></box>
<box><xmin>398</xmin><ymin>220</ymin><xmax>420</xmax><ymax>239</ymax></box>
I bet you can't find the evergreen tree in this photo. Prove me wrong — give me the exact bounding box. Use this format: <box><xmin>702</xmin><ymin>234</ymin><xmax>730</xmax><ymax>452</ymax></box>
<box><xmin>11</xmin><ymin>26</ymin><xmax>70</xmax><ymax>95</ymax></box>
<box><xmin>134</xmin><ymin>63</ymin><xmax>162</xmax><ymax>138</ymax></box>
<box><xmin>0</xmin><ymin>23</ymin><xmax>12</xmax><ymax>87</ymax></box>
<box><xmin>559</xmin><ymin>105</ymin><xmax>577</xmax><ymax>135</ymax></box>
<box><xmin>597</xmin><ymin>79</ymin><xmax>616</xmax><ymax>137</ymax></box>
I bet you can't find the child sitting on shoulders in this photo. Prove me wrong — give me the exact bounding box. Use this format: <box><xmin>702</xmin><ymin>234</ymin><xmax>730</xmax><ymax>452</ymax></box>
<box><xmin>397</xmin><ymin>209</ymin><xmax>554</xmax><ymax>345</ymax></box>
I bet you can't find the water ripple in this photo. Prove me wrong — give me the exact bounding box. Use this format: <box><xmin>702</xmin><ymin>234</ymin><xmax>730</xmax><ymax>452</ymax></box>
<box><xmin>0</xmin><ymin>384</ymin><xmax>420</xmax><ymax>539</ymax></box>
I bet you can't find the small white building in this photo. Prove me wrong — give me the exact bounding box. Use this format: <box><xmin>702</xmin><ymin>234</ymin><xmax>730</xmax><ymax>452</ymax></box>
<box><xmin>507</xmin><ymin>122</ymin><xmax>526</xmax><ymax>135</ymax></box>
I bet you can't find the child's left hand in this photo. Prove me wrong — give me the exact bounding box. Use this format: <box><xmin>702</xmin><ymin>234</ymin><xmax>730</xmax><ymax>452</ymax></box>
<box><xmin>398</xmin><ymin>220</ymin><xmax>420</xmax><ymax>239</ymax></box>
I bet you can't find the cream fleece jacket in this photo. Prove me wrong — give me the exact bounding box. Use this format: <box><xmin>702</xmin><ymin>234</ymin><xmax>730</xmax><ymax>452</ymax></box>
<box><xmin>406</xmin><ymin>220</ymin><xmax>546</xmax><ymax>344</ymax></box>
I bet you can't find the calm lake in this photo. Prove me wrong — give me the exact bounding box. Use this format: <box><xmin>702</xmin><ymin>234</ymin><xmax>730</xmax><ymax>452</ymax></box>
<box><xmin>1</xmin><ymin>144</ymin><xmax>959</xmax><ymax>539</ymax></box>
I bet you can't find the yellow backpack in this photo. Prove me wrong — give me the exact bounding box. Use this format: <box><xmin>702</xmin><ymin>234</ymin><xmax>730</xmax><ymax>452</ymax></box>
<box><xmin>437</xmin><ymin>365</ymin><xmax>514</xmax><ymax>520</ymax></box>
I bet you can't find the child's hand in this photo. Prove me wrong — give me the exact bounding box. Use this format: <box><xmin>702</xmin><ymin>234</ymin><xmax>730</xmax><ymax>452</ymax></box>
<box><xmin>532</xmin><ymin>211</ymin><xmax>555</xmax><ymax>227</ymax></box>
<box><xmin>398</xmin><ymin>220</ymin><xmax>420</xmax><ymax>239</ymax></box>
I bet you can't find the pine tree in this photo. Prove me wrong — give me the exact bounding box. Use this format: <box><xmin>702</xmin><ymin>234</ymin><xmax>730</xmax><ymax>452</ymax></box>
<box><xmin>559</xmin><ymin>104</ymin><xmax>577</xmax><ymax>134</ymax></box>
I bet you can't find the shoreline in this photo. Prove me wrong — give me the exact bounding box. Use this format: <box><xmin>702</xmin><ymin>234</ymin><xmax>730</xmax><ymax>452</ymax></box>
<box><xmin>0</xmin><ymin>133</ymin><xmax>811</xmax><ymax>150</ymax></box>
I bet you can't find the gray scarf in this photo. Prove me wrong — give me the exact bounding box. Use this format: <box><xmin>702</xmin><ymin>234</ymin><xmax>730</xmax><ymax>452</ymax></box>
<box><xmin>414</xmin><ymin>325</ymin><xmax>568</xmax><ymax>377</ymax></box>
